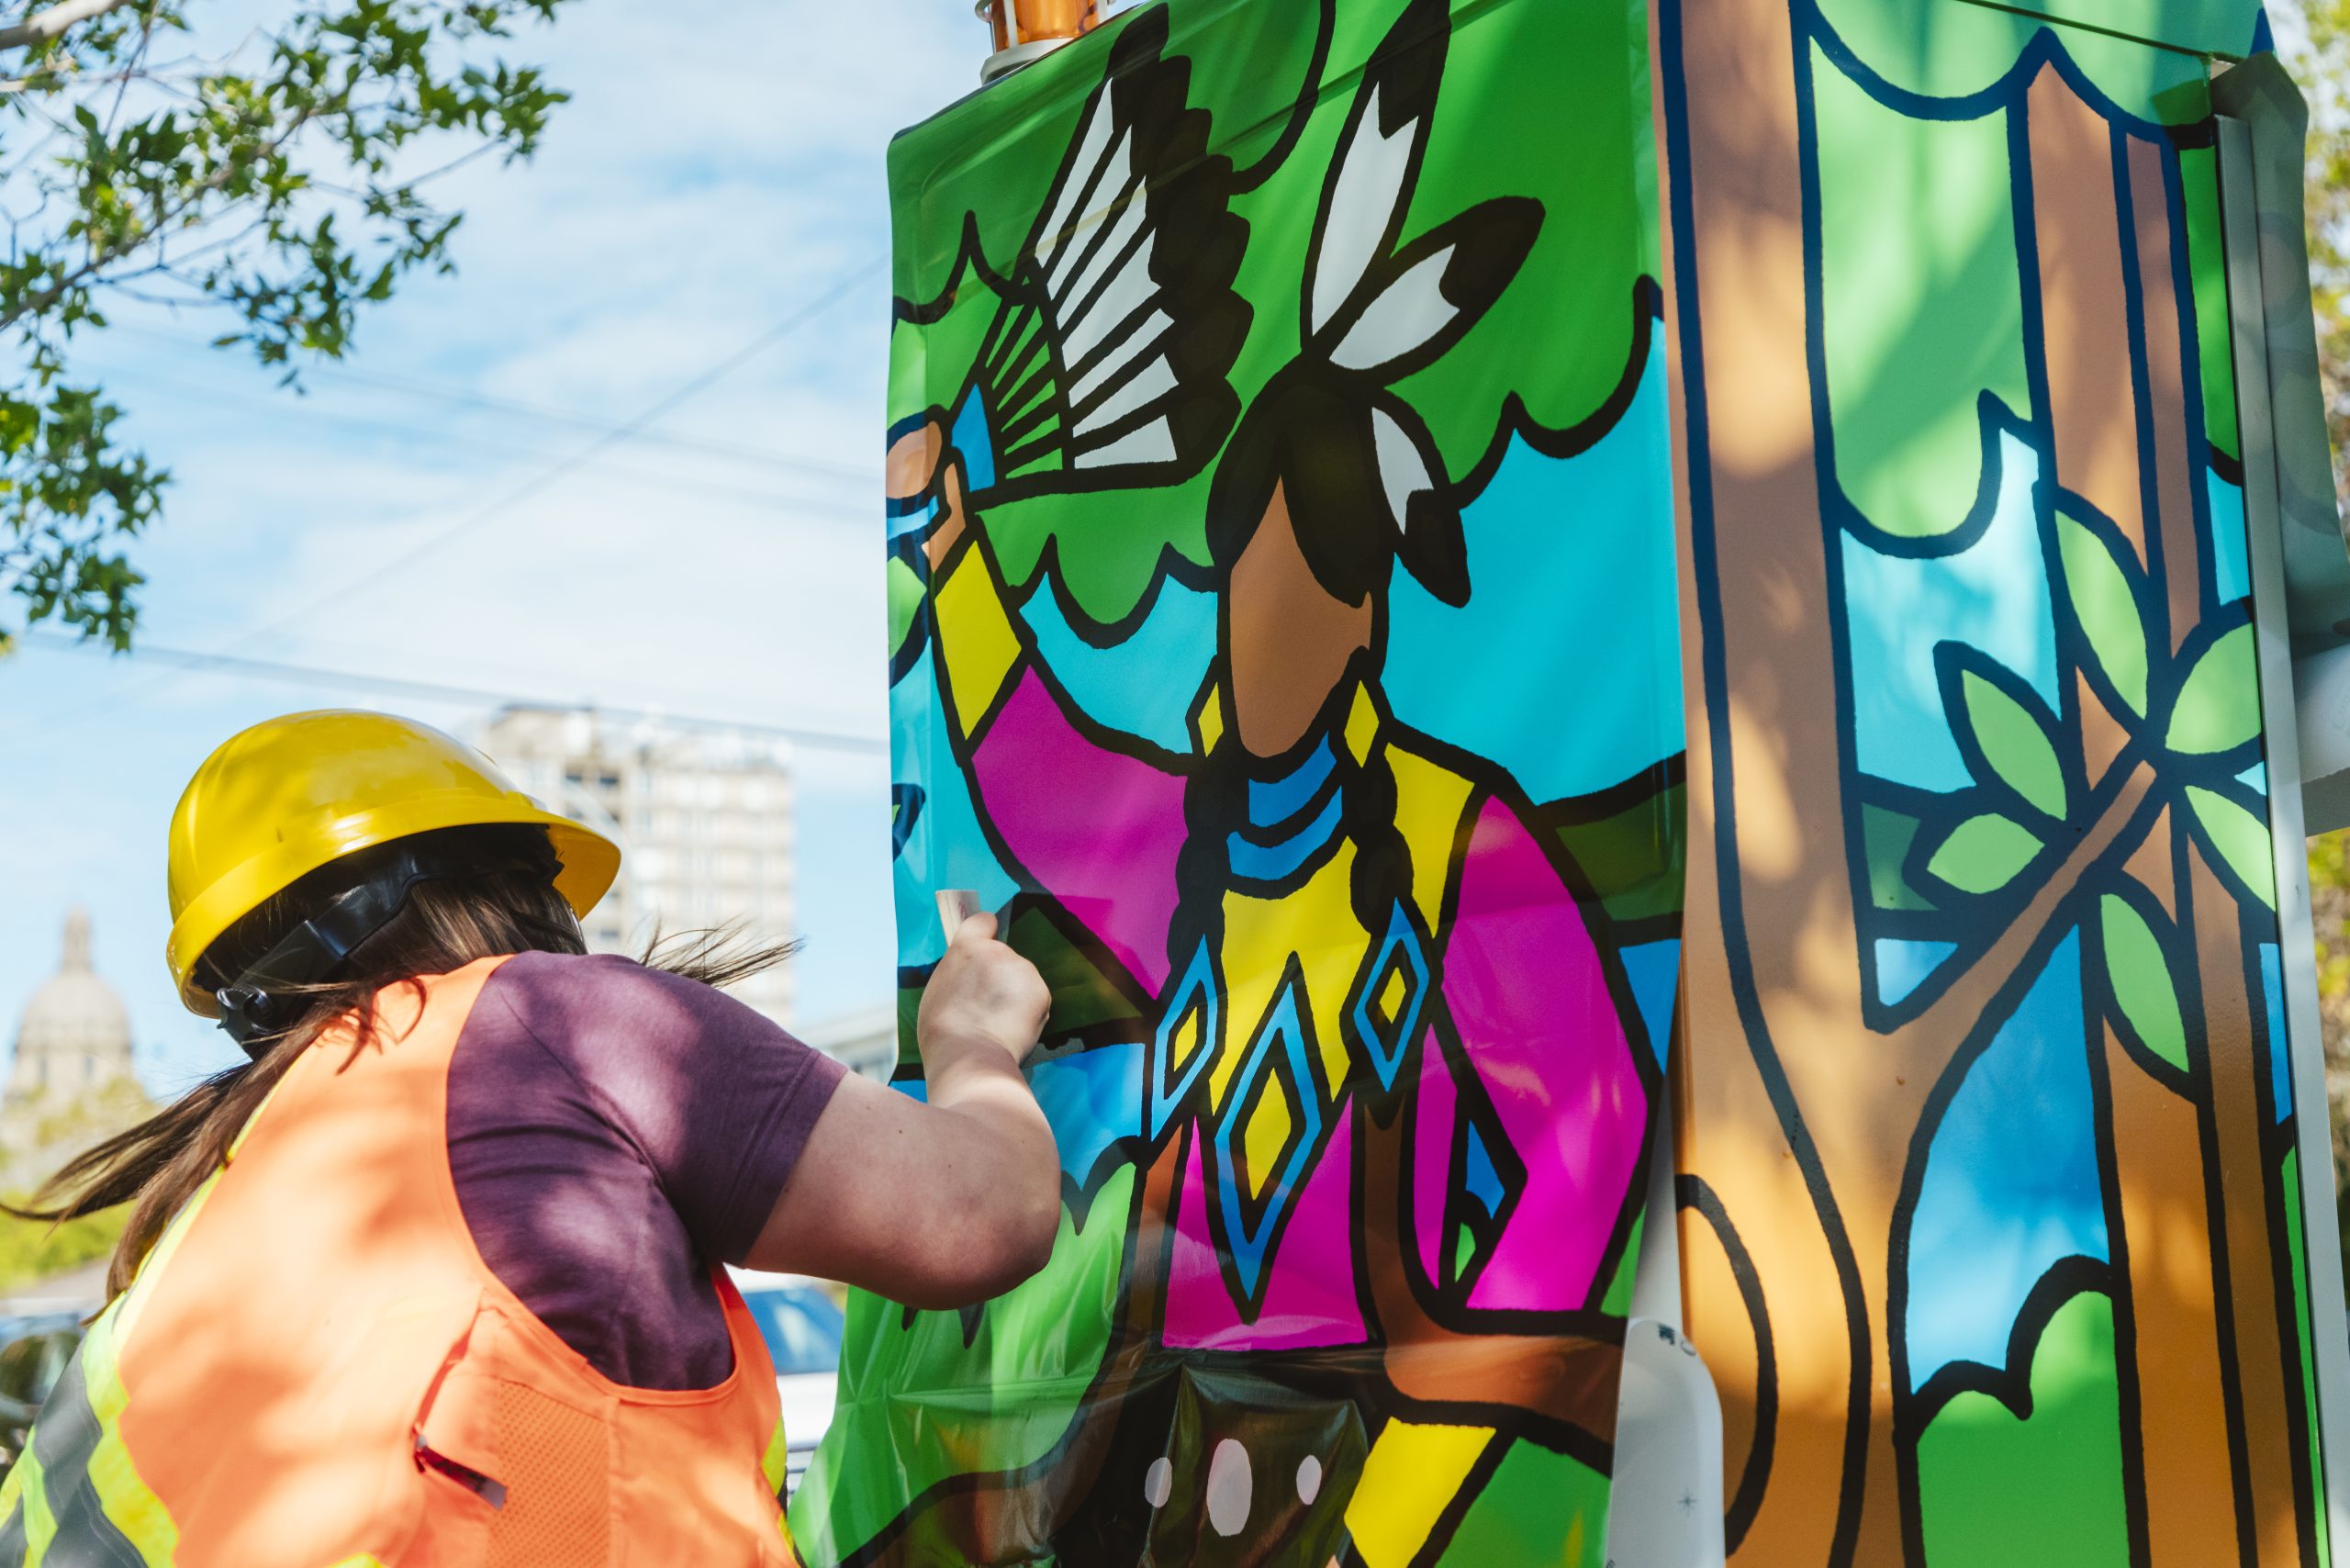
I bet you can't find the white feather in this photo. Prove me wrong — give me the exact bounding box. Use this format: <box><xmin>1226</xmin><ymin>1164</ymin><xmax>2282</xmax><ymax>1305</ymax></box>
<box><xmin>1046</xmin><ymin>133</ymin><xmax>1137</xmax><ymax>298</ymax></box>
<box><xmin>1060</xmin><ymin>228</ymin><xmax>1155</xmax><ymax>364</ymax></box>
<box><xmin>1076</xmin><ymin>420</ymin><xmax>1180</xmax><ymax>469</ymax></box>
<box><xmin>1330</xmin><ymin>244</ymin><xmax>1458</xmax><ymax>374</ymax></box>
<box><xmin>1070</xmin><ymin>308</ymin><xmax>1172</xmax><ymax>406</ymax></box>
<box><xmin>1052</xmin><ymin>186</ymin><xmax>1148</xmax><ymax>319</ymax></box>
<box><xmin>1371</xmin><ymin>406</ymin><xmax>1435</xmax><ymax>528</ymax></box>
<box><xmin>1078</xmin><ymin>356</ymin><xmax>1179</xmax><ymax>435</ymax></box>
<box><xmin>1311</xmin><ymin>85</ymin><xmax>1418</xmax><ymax>335</ymax></box>
<box><xmin>1033</xmin><ymin>98</ymin><xmax>1123</xmax><ymax>274</ymax></box>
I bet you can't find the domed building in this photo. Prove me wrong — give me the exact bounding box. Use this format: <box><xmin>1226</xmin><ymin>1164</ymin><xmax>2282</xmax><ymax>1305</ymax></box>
<box><xmin>4</xmin><ymin>909</ymin><xmax>145</xmax><ymax>1159</ymax></box>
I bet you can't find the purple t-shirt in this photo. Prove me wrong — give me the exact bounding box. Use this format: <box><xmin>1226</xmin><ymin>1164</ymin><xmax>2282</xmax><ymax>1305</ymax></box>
<box><xmin>444</xmin><ymin>951</ymin><xmax>846</xmax><ymax>1390</ymax></box>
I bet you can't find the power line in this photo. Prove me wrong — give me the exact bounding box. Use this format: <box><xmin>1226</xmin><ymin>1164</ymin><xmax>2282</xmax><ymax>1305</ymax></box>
<box><xmin>58</xmin><ymin>254</ymin><xmax>885</xmax><ymax>731</ymax></box>
<box><xmin>109</xmin><ymin>324</ymin><xmax>878</xmax><ymax>487</ymax></box>
<box><xmin>85</xmin><ymin>355</ymin><xmax>878</xmax><ymax>518</ymax></box>
<box><xmin>226</xmin><ymin>254</ymin><xmax>886</xmax><ymax>648</ymax></box>
<box><xmin>22</xmin><ymin>632</ymin><xmax>890</xmax><ymax>755</ymax></box>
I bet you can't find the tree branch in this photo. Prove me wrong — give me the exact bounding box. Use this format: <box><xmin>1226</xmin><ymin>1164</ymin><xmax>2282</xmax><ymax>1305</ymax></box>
<box><xmin>1893</xmin><ymin>752</ymin><xmax>2163</xmax><ymax>1062</ymax></box>
<box><xmin>0</xmin><ymin>0</ymin><xmax>134</xmax><ymax>51</ymax></box>
<box><xmin>0</xmin><ymin>100</ymin><xmax>322</xmax><ymax>335</ymax></box>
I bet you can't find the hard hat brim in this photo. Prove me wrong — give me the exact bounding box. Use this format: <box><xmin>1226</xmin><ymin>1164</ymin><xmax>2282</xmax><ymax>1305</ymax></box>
<box><xmin>168</xmin><ymin>794</ymin><xmax>621</xmax><ymax>1015</ymax></box>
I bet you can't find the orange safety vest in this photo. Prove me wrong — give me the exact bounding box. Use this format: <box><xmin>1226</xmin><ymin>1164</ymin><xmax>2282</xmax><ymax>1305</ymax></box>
<box><xmin>0</xmin><ymin>957</ymin><xmax>803</xmax><ymax>1568</ymax></box>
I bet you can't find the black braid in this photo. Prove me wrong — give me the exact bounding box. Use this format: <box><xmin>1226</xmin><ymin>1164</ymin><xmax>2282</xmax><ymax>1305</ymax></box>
<box><xmin>1343</xmin><ymin>742</ymin><xmax>1412</xmax><ymax>939</ymax></box>
<box><xmin>1169</xmin><ymin>727</ymin><xmax>1246</xmax><ymax>974</ymax></box>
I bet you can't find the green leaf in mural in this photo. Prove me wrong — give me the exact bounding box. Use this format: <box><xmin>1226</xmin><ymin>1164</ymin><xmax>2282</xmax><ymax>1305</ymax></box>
<box><xmin>2186</xmin><ymin>785</ymin><xmax>2277</xmax><ymax>908</ymax></box>
<box><xmin>2056</xmin><ymin>513</ymin><xmax>2150</xmax><ymax>717</ymax></box>
<box><xmin>1926</xmin><ymin>812</ymin><xmax>2043</xmax><ymax>894</ymax></box>
<box><xmin>886</xmin><ymin>554</ymin><xmax>926</xmax><ymax>661</ymax></box>
<box><xmin>1958</xmin><ymin>667</ymin><xmax>2068</xmax><ymax>818</ymax></box>
<box><xmin>2166</xmin><ymin>622</ymin><xmax>2261</xmax><ymax>755</ymax></box>
<box><xmin>2098</xmin><ymin>891</ymin><xmax>2188</xmax><ymax>1072</ymax></box>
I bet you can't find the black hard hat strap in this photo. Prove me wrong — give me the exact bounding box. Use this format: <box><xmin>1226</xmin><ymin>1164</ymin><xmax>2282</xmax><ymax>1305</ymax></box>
<box><xmin>214</xmin><ymin>835</ymin><xmax>561</xmax><ymax>1059</ymax></box>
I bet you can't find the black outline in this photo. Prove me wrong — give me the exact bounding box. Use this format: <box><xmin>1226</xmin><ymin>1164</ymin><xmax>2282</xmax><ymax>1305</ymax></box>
<box><xmin>1904</xmin><ymin>1256</ymin><xmax>2116</xmax><ymax>1428</ymax></box>
<box><xmin>1679</xmin><ymin>1174</ymin><xmax>1779</xmax><ymax>1554</ymax></box>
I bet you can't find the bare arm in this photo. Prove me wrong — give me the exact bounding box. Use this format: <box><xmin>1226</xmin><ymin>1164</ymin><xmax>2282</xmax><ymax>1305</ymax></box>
<box><xmin>745</xmin><ymin>913</ymin><xmax>1060</xmax><ymax>1308</ymax></box>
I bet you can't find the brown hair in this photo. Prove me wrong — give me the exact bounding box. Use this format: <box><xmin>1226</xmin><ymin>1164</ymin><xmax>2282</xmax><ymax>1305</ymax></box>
<box><xmin>7</xmin><ymin>824</ymin><xmax>794</xmax><ymax>1301</ymax></box>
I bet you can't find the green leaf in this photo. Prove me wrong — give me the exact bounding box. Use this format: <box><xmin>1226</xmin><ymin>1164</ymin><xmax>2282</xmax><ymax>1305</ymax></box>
<box><xmin>2057</xmin><ymin>514</ymin><xmax>2150</xmax><ymax>716</ymax></box>
<box><xmin>2099</xmin><ymin>893</ymin><xmax>2188</xmax><ymax>1071</ymax></box>
<box><xmin>2186</xmin><ymin>786</ymin><xmax>2277</xmax><ymax>908</ymax></box>
<box><xmin>2167</xmin><ymin>622</ymin><xmax>2262</xmax><ymax>755</ymax></box>
<box><xmin>1926</xmin><ymin>812</ymin><xmax>2043</xmax><ymax>894</ymax></box>
<box><xmin>885</xmin><ymin>554</ymin><xmax>925</xmax><ymax>660</ymax></box>
<box><xmin>1959</xmin><ymin>667</ymin><xmax>2068</xmax><ymax>817</ymax></box>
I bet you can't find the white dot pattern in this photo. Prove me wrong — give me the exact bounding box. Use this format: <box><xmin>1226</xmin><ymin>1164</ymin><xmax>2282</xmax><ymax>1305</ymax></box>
<box><xmin>1206</xmin><ymin>1439</ymin><xmax>1252</xmax><ymax>1537</ymax></box>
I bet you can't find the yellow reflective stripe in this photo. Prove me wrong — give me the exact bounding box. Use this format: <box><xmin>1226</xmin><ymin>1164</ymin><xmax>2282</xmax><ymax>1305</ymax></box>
<box><xmin>760</xmin><ymin>1417</ymin><xmax>790</xmax><ymax>1496</ymax></box>
<box><xmin>14</xmin><ymin>1448</ymin><xmax>52</xmax><ymax>1566</ymax></box>
<box><xmin>10</xmin><ymin>1165</ymin><xmax>227</xmax><ymax>1567</ymax></box>
<box><xmin>0</xmin><ymin>1457</ymin><xmax>24</xmax><ymax>1566</ymax></box>
<box><xmin>3</xmin><ymin>1101</ymin><xmax>256</xmax><ymax>1566</ymax></box>
<box><xmin>76</xmin><ymin>1302</ymin><xmax>176</xmax><ymax>1559</ymax></box>
<box><xmin>71</xmin><ymin>1168</ymin><xmax>229</xmax><ymax>1558</ymax></box>
<box><xmin>320</xmin><ymin>1557</ymin><xmax>389</xmax><ymax>1566</ymax></box>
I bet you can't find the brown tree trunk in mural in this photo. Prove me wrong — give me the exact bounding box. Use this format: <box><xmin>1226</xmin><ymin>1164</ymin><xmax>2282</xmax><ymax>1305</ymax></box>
<box><xmin>1662</xmin><ymin>1</ymin><xmax>2302</xmax><ymax>1565</ymax></box>
<box><xmin>2029</xmin><ymin>72</ymin><xmax>2301</xmax><ymax>1568</ymax></box>
<box><xmin>2097</xmin><ymin>115</ymin><xmax>2249</xmax><ymax>1568</ymax></box>
<box><xmin>2196</xmin><ymin>855</ymin><xmax>2302</xmax><ymax>1566</ymax></box>
<box><xmin>2015</xmin><ymin>61</ymin><xmax>2299</xmax><ymax>1568</ymax></box>
<box><xmin>1662</xmin><ymin>0</ymin><xmax>1924</xmax><ymax>1552</ymax></box>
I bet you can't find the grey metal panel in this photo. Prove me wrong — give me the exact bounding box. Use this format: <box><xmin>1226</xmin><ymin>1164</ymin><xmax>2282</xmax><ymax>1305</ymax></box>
<box><xmin>2211</xmin><ymin>57</ymin><xmax>2350</xmax><ymax>659</ymax></box>
<box><xmin>2216</xmin><ymin>98</ymin><xmax>2350</xmax><ymax>1556</ymax></box>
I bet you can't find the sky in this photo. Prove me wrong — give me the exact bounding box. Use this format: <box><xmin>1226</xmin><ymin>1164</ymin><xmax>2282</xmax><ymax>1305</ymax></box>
<box><xmin>0</xmin><ymin>0</ymin><xmax>986</xmax><ymax>1094</ymax></box>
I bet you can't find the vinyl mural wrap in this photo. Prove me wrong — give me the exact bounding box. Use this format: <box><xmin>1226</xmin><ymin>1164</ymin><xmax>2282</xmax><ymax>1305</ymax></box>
<box><xmin>789</xmin><ymin>0</ymin><xmax>1684</xmax><ymax>1562</ymax></box>
<box><xmin>793</xmin><ymin>0</ymin><xmax>2344</xmax><ymax>1562</ymax></box>
<box><xmin>1662</xmin><ymin>0</ymin><xmax>2336</xmax><ymax>1562</ymax></box>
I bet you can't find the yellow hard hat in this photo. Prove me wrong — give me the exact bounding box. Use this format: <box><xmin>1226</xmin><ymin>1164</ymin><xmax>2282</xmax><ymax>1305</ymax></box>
<box><xmin>165</xmin><ymin>710</ymin><xmax>621</xmax><ymax>1014</ymax></box>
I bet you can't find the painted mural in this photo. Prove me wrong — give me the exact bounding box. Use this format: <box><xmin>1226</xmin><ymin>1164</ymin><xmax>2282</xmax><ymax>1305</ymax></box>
<box><xmin>790</xmin><ymin>0</ymin><xmax>1684</xmax><ymax>1562</ymax></box>
<box><xmin>800</xmin><ymin>0</ymin><xmax>2344</xmax><ymax>1563</ymax></box>
<box><xmin>1662</xmin><ymin>0</ymin><xmax>2335</xmax><ymax>1562</ymax></box>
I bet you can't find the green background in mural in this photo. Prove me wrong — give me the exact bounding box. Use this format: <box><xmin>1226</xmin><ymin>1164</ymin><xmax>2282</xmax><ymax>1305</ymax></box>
<box><xmin>800</xmin><ymin>0</ymin><xmax>1684</xmax><ymax>1562</ymax></box>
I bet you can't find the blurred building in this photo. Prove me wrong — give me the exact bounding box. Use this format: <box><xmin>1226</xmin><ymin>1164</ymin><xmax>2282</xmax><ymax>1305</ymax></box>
<box><xmin>6</xmin><ymin>909</ymin><xmax>136</xmax><ymax>1109</ymax></box>
<box><xmin>4</xmin><ymin>909</ymin><xmax>149</xmax><ymax>1172</ymax></box>
<box><xmin>476</xmin><ymin>705</ymin><xmax>798</xmax><ymax>1027</ymax></box>
<box><xmin>794</xmin><ymin>1006</ymin><xmax>899</xmax><ymax>1083</ymax></box>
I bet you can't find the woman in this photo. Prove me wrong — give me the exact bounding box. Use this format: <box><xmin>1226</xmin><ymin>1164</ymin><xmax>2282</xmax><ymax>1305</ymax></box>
<box><xmin>0</xmin><ymin>709</ymin><xmax>1059</xmax><ymax>1567</ymax></box>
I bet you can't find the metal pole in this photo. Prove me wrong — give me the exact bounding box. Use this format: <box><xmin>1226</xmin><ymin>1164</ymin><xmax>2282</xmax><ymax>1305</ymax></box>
<box><xmin>2215</xmin><ymin>68</ymin><xmax>2350</xmax><ymax>1559</ymax></box>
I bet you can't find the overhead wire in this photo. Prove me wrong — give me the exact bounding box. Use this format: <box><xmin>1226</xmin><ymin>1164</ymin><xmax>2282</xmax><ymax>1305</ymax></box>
<box><xmin>109</xmin><ymin>322</ymin><xmax>878</xmax><ymax>485</ymax></box>
<box><xmin>219</xmin><ymin>252</ymin><xmax>889</xmax><ymax>646</ymax></box>
<box><xmin>31</xmin><ymin>253</ymin><xmax>886</xmax><ymax>733</ymax></box>
<box><xmin>83</xmin><ymin>355</ymin><xmax>878</xmax><ymax>519</ymax></box>
<box><xmin>17</xmin><ymin>632</ymin><xmax>890</xmax><ymax>755</ymax></box>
